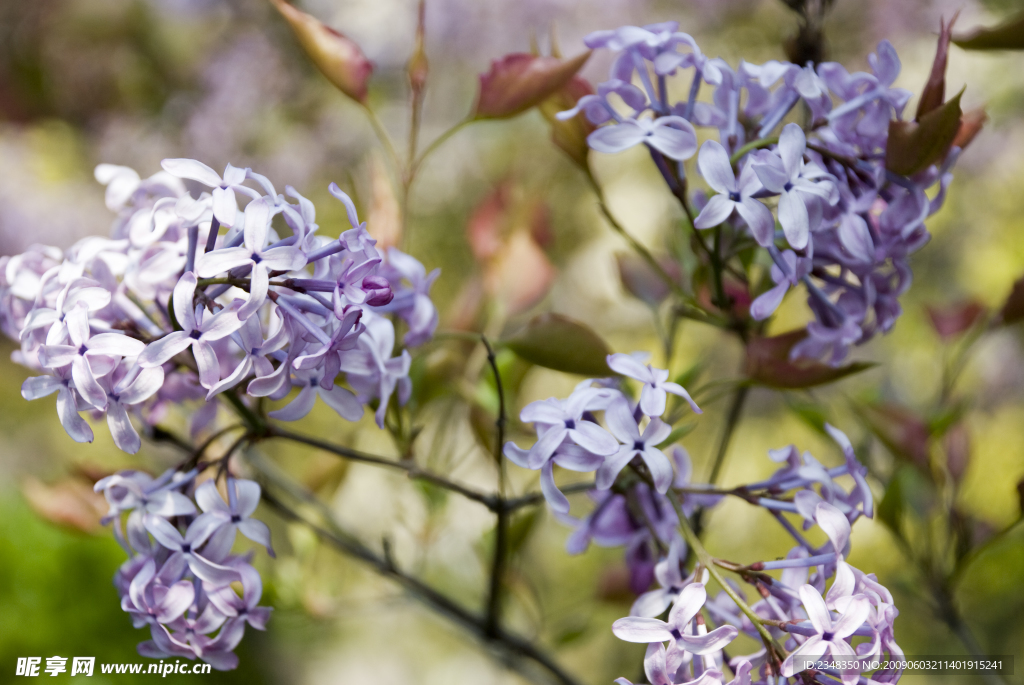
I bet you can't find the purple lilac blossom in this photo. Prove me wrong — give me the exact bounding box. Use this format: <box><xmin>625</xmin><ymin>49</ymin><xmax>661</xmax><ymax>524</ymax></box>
<box><xmin>0</xmin><ymin>159</ymin><xmax>439</xmax><ymax>452</ymax></box>
<box><xmin>561</xmin><ymin>28</ymin><xmax>960</xmax><ymax>365</ymax></box>
<box><xmin>95</xmin><ymin>472</ymin><xmax>273</xmax><ymax>670</ymax></box>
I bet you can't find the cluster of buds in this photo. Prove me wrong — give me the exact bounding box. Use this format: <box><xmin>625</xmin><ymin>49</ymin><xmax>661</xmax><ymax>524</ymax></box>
<box><xmin>506</xmin><ymin>354</ymin><xmax>901</xmax><ymax>685</ymax></box>
<box><xmin>95</xmin><ymin>470</ymin><xmax>273</xmax><ymax>670</ymax></box>
<box><xmin>0</xmin><ymin>159</ymin><xmax>439</xmax><ymax>452</ymax></box>
<box><xmin>560</xmin><ymin>22</ymin><xmax>972</xmax><ymax>364</ymax></box>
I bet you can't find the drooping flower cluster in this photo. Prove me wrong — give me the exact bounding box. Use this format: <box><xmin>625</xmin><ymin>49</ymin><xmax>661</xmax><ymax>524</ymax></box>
<box><xmin>561</xmin><ymin>23</ymin><xmax>958</xmax><ymax>364</ymax></box>
<box><xmin>506</xmin><ymin>354</ymin><xmax>901</xmax><ymax>685</ymax></box>
<box><xmin>95</xmin><ymin>470</ymin><xmax>273</xmax><ymax>670</ymax></box>
<box><xmin>0</xmin><ymin>160</ymin><xmax>439</xmax><ymax>452</ymax></box>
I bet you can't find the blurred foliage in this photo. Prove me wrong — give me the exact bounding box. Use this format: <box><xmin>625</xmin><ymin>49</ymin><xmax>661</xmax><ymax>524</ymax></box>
<box><xmin>2</xmin><ymin>0</ymin><xmax>1024</xmax><ymax>683</ymax></box>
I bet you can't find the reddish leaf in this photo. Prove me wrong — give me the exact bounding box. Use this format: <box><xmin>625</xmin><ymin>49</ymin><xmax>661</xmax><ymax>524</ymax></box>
<box><xmin>745</xmin><ymin>330</ymin><xmax>876</xmax><ymax>389</ymax></box>
<box><xmin>886</xmin><ymin>89</ymin><xmax>963</xmax><ymax>176</ymax></box>
<box><xmin>367</xmin><ymin>154</ymin><xmax>401</xmax><ymax>251</ymax></box>
<box><xmin>953</xmin><ymin>106</ymin><xmax>988</xmax><ymax>150</ymax></box>
<box><xmin>857</xmin><ymin>403</ymin><xmax>931</xmax><ymax>470</ymax></box>
<box><xmin>944</xmin><ymin>422</ymin><xmax>970</xmax><ymax>484</ymax></box>
<box><xmin>22</xmin><ymin>477</ymin><xmax>107</xmax><ymax>534</ymax></box>
<box><xmin>473</xmin><ymin>51</ymin><xmax>591</xmax><ymax>120</ymax></box>
<box><xmin>953</xmin><ymin>9</ymin><xmax>1024</xmax><ymax>50</ymax></box>
<box><xmin>503</xmin><ymin>313</ymin><xmax>612</xmax><ymax>376</ymax></box>
<box><xmin>925</xmin><ymin>300</ymin><xmax>985</xmax><ymax>340</ymax></box>
<box><xmin>539</xmin><ymin>75</ymin><xmax>596</xmax><ymax>168</ymax></box>
<box><xmin>616</xmin><ymin>253</ymin><xmax>681</xmax><ymax>307</ymax></box>
<box><xmin>998</xmin><ymin>274</ymin><xmax>1024</xmax><ymax>325</ymax></box>
<box><xmin>270</xmin><ymin>0</ymin><xmax>373</xmax><ymax>103</ymax></box>
<box><xmin>485</xmin><ymin>230</ymin><xmax>555</xmax><ymax>316</ymax></box>
<box><xmin>466</xmin><ymin>184</ymin><xmax>511</xmax><ymax>262</ymax></box>
<box><xmin>917</xmin><ymin>13</ymin><xmax>959</xmax><ymax>120</ymax></box>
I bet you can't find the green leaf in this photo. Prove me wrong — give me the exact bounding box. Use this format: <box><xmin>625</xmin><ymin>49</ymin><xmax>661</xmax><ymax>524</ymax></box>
<box><xmin>506</xmin><ymin>509</ymin><xmax>542</xmax><ymax>559</ymax></box>
<box><xmin>953</xmin><ymin>9</ymin><xmax>1024</xmax><ymax>50</ymax></box>
<box><xmin>655</xmin><ymin>422</ymin><xmax>697</xmax><ymax>449</ymax></box>
<box><xmin>997</xmin><ymin>273</ymin><xmax>1024</xmax><ymax>325</ymax></box>
<box><xmin>877</xmin><ymin>468</ymin><xmax>905</xmax><ymax>534</ymax></box>
<box><xmin>745</xmin><ymin>330</ymin><xmax>876</xmax><ymax>389</ymax></box>
<box><xmin>502</xmin><ymin>313</ymin><xmax>612</xmax><ymax>376</ymax></box>
<box><xmin>886</xmin><ymin>89</ymin><xmax>963</xmax><ymax>176</ymax></box>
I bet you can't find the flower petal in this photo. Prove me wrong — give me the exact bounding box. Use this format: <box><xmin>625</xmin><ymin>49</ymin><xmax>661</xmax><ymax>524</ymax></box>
<box><xmin>587</xmin><ymin>120</ymin><xmax>647</xmax><ymax>154</ymax></box>
<box><xmin>611</xmin><ymin>616</ymin><xmax>673</xmax><ymax>643</ymax></box>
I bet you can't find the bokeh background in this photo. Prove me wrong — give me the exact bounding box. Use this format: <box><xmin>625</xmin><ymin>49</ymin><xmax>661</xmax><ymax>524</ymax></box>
<box><xmin>1</xmin><ymin>0</ymin><xmax>1023</xmax><ymax>683</ymax></box>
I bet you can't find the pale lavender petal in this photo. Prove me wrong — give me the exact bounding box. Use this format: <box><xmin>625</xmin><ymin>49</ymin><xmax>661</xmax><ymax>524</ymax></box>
<box><xmin>778</xmin><ymin>123</ymin><xmax>806</xmax><ymax>178</ymax></box>
<box><xmin>781</xmin><ymin>637</ymin><xmax>828</xmax><ymax>677</ymax></box>
<box><xmin>173</xmin><ymin>272</ymin><xmax>198</xmax><ymax>330</ymax></box>
<box><xmin>814</xmin><ymin>501</ymin><xmax>851</xmax><ymax>555</ymax></box>
<box><xmin>243</xmin><ymin>198</ymin><xmax>272</xmax><ymax>251</ymax></box>
<box><xmin>259</xmin><ymin>246</ymin><xmax>306</xmax><ymax>272</ymax></box>
<box><xmin>611</xmin><ymin>616</ymin><xmax>673</xmax><ymax>643</ymax></box>
<box><xmin>676</xmin><ymin>625</ymin><xmax>739</xmax><ymax>654</ymax></box>
<box><xmin>552</xmin><ymin>445</ymin><xmax>605</xmax><ymax>472</ymax></box>
<box><xmin>661</xmin><ymin>382</ymin><xmax>701</xmax><ymax>414</ymax></box>
<box><xmin>268</xmin><ymin>385</ymin><xmax>317</xmax><ymax>421</ymax></box>
<box><xmin>752</xmin><ymin>157</ymin><xmax>789</xmax><ymax>194</ymax></box>
<box><xmin>187</xmin><ymin>552</ymin><xmax>241</xmax><ymax>587</ymax></box>
<box><xmin>647</xmin><ymin>117</ymin><xmax>698</xmax><ymax>160</ymax></box>
<box><xmin>736</xmin><ymin>197</ymin><xmax>776</xmax><ymax>247</ymax></box>
<box><xmin>320</xmin><ymin>385</ymin><xmax>364</xmax><ymax>421</ymax></box>
<box><xmin>596</xmin><ymin>447</ymin><xmax>636</xmax><ymax>490</ymax></box>
<box><xmin>144</xmin><ymin>513</ymin><xmax>186</xmax><ymax>549</ymax></box>
<box><xmin>750</xmin><ymin>281</ymin><xmax>790</xmax><ymax>321</ymax></box>
<box><xmin>638</xmin><ymin>384</ymin><xmax>667</xmax><ymax>417</ymax></box>
<box><xmin>697</xmin><ymin>140</ymin><xmax>736</xmax><ymax>194</ymax></box>
<box><xmin>72</xmin><ymin>356</ymin><xmax>107</xmax><ymax>409</ymax></box>
<box><xmin>641</xmin><ymin>447</ymin><xmax>673</xmax><ymax>493</ymax></box>
<box><xmin>193</xmin><ymin>339</ymin><xmax>221</xmax><ymax>389</ymax></box>
<box><xmin>607</xmin><ymin>353</ymin><xmax>653</xmax><ymax>382</ymax></box>
<box><xmin>604</xmin><ymin>397</ymin><xmax>642</xmax><ymax>444</ymax></box>
<box><xmin>161</xmin><ymin>158</ymin><xmax>222</xmax><ymax>187</ymax></box>
<box><xmin>540</xmin><ymin>460</ymin><xmax>570</xmax><ymax>514</ymax></box>
<box><xmin>195</xmin><ymin>480</ymin><xmax>228</xmax><ymax>514</ymax></box>
<box><xmin>195</xmin><ymin>248</ymin><xmax>252</xmax><ymax>278</ymax></box>
<box><xmin>155</xmin><ymin>581</ymin><xmax>195</xmax><ymax>624</ymax></box>
<box><xmin>799</xmin><ymin>584</ymin><xmax>832</xmax><ymax>634</ymax></box>
<box><xmin>88</xmin><ymin>333</ymin><xmax>146</xmax><ymax>357</ymax></box>
<box><xmin>826</xmin><ymin>560</ymin><xmax>856</xmax><ymax>609</ymax></box>
<box><xmin>237</xmin><ymin>519</ymin><xmax>275</xmax><ymax>557</ymax></box>
<box><xmin>328</xmin><ymin>182</ymin><xmax>361</xmax><ymax>228</ymax></box>
<box><xmin>693</xmin><ymin>194</ymin><xmax>735</xmax><ymax>230</ymax></box>
<box><xmin>106</xmin><ymin>402</ymin><xmax>141</xmax><ymax>454</ymax></box>
<box><xmin>503</xmin><ymin>442</ymin><xmax>532</xmax><ymax>468</ymax></box>
<box><xmin>138</xmin><ymin>332</ymin><xmax>192</xmax><ymax>367</ymax></box>
<box><xmin>22</xmin><ymin>375</ymin><xmax>63</xmax><ymax>400</ymax></box>
<box><xmin>668</xmin><ymin>582</ymin><xmax>707</xmax><ymax>628</ymax></box>
<box><xmin>200</xmin><ymin>310</ymin><xmax>243</xmax><ymax>342</ymax></box>
<box><xmin>57</xmin><ymin>386</ymin><xmax>93</xmax><ymax>443</ymax></box>
<box><xmin>587</xmin><ymin>120</ymin><xmax>647</xmax><ymax>154</ymax></box>
<box><xmin>569</xmin><ymin>420</ymin><xmax>619</xmax><ymax>456</ymax></box>
<box><xmin>233</xmin><ymin>479</ymin><xmax>261</xmax><ymax>518</ymax></box>
<box><xmin>212</xmin><ymin>187</ymin><xmax>238</xmax><ymax>227</ymax></box>
<box><xmin>778</xmin><ymin>191</ymin><xmax>809</xmax><ymax>249</ymax></box>
<box><xmin>118</xmin><ymin>366</ymin><xmax>165</xmax><ymax>404</ymax></box>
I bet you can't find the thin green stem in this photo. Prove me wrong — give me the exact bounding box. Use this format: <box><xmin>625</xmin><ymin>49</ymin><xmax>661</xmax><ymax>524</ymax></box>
<box><xmin>729</xmin><ymin>136</ymin><xmax>779</xmax><ymax>166</ymax></box>
<box><xmin>481</xmin><ymin>335</ymin><xmax>508</xmax><ymax>636</ymax></box>
<box><xmin>671</xmin><ymin>489</ymin><xmax>782</xmax><ymax>671</ymax></box>
<box><xmin>407</xmin><ymin>118</ymin><xmax>472</xmax><ymax>185</ymax></box>
<box><xmin>669</xmin><ymin>491</ymin><xmax>785</xmax><ymax>673</ymax></box>
<box><xmin>362</xmin><ymin>104</ymin><xmax>404</xmax><ymax>176</ymax></box>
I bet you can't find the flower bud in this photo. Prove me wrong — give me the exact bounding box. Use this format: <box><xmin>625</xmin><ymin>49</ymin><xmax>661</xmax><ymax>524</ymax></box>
<box><xmin>539</xmin><ymin>75</ymin><xmax>595</xmax><ymax>169</ymax></box>
<box><xmin>270</xmin><ymin>0</ymin><xmax>373</xmax><ymax>103</ymax></box>
<box><xmin>472</xmin><ymin>51</ymin><xmax>591</xmax><ymax>120</ymax></box>
<box><xmin>362</xmin><ymin>276</ymin><xmax>394</xmax><ymax>306</ymax></box>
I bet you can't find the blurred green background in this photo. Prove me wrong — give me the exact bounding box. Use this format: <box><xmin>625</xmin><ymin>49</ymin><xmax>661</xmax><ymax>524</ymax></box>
<box><xmin>1</xmin><ymin>0</ymin><xmax>1023</xmax><ymax>683</ymax></box>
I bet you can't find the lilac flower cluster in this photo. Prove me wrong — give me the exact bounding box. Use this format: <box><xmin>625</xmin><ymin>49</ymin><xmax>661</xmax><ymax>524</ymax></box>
<box><xmin>0</xmin><ymin>160</ymin><xmax>439</xmax><ymax>452</ymax></box>
<box><xmin>561</xmin><ymin>23</ymin><xmax>956</xmax><ymax>364</ymax></box>
<box><xmin>506</xmin><ymin>355</ymin><xmax>902</xmax><ymax>684</ymax></box>
<box><xmin>95</xmin><ymin>470</ymin><xmax>273</xmax><ymax>670</ymax></box>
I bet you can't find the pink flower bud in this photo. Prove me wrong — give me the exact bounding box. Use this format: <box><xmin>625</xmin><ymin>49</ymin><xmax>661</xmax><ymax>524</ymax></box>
<box><xmin>472</xmin><ymin>51</ymin><xmax>591</xmax><ymax>120</ymax></box>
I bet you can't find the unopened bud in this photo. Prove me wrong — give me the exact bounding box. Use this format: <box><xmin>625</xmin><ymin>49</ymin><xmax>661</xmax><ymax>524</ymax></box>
<box><xmin>362</xmin><ymin>276</ymin><xmax>394</xmax><ymax>307</ymax></box>
<box><xmin>269</xmin><ymin>0</ymin><xmax>373</xmax><ymax>103</ymax></box>
<box><xmin>472</xmin><ymin>51</ymin><xmax>590</xmax><ymax>120</ymax></box>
